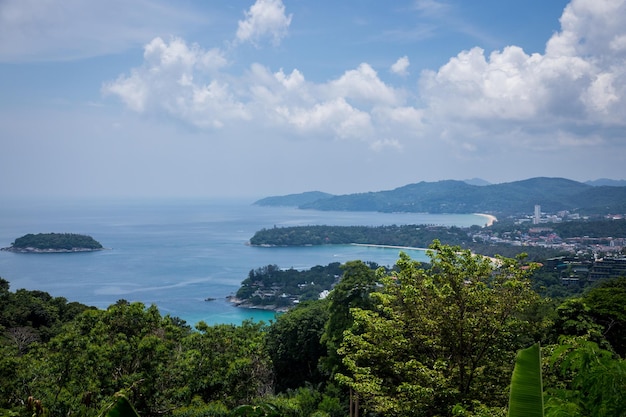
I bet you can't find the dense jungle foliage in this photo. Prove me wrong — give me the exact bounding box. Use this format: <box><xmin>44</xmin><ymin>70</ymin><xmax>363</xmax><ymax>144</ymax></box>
<box><xmin>1</xmin><ymin>242</ymin><xmax>625</xmax><ymax>416</ymax></box>
<box><xmin>7</xmin><ymin>233</ymin><xmax>103</xmax><ymax>250</ymax></box>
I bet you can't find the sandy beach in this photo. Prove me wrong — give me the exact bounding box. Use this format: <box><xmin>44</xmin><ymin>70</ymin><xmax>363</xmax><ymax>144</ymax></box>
<box><xmin>475</xmin><ymin>213</ymin><xmax>497</xmax><ymax>227</ymax></box>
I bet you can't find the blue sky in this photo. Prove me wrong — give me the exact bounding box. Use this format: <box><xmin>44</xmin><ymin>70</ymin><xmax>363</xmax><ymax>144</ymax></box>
<box><xmin>1</xmin><ymin>0</ymin><xmax>624</xmax><ymax>199</ymax></box>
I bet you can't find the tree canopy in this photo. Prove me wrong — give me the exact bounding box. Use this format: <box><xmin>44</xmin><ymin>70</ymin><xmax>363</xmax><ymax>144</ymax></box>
<box><xmin>7</xmin><ymin>233</ymin><xmax>103</xmax><ymax>251</ymax></box>
<box><xmin>1</xmin><ymin>242</ymin><xmax>625</xmax><ymax>416</ymax></box>
<box><xmin>335</xmin><ymin>241</ymin><xmax>543</xmax><ymax>416</ymax></box>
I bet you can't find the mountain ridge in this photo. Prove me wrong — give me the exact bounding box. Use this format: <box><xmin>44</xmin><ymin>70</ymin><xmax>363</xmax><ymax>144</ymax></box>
<box><xmin>254</xmin><ymin>177</ymin><xmax>626</xmax><ymax>216</ymax></box>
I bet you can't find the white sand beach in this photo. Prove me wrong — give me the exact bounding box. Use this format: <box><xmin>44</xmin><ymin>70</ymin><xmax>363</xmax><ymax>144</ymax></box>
<box><xmin>475</xmin><ymin>213</ymin><xmax>497</xmax><ymax>227</ymax></box>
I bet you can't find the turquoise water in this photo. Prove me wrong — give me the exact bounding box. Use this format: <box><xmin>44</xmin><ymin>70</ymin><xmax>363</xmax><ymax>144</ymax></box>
<box><xmin>0</xmin><ymin>198</ymin><xmax>485</xmax><ymax>326</ymax></box>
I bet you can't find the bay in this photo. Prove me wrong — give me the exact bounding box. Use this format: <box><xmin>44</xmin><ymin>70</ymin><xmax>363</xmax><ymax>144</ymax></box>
<box><xmin>0</xmin><ymin>198</ymin><xmax>486</xmax><ymax>326</ymax></box>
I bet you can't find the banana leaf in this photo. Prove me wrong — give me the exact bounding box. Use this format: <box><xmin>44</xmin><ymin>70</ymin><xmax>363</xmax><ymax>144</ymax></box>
<box><xmin>507</xmin><ymin>343</ymin><xmax>544</xmax><ymax>417</ymax></box>
<box><xmin>103</xmin><ymin>394</ymin><xmax>140</xmax><ymax>417</ymax></box>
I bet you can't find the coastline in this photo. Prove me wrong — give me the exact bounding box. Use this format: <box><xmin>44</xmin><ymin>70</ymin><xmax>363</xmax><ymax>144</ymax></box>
<box><xmin>474</xmin><ymin>213</ymin><xmax>497</xmax><ymax>227</ymax></box>
<box><xmin>226</xmin><ymin>296</ymin><xmax>290</xmax><ymax>313</ymax></box>
<box><xmin>350</xmin><ymin>243</ymin><xmax>430</xmax><ymax>251</ymax></box>
<box><xmin>0</xmin><ymin>247</ymin><xmax>104</xmax><ymax>253</ymax></box>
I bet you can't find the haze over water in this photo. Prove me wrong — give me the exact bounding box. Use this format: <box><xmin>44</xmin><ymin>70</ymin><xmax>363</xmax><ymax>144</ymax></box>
<box><xmin>0</xmin><ymin>198</ymin><xmax>486</xmax><ymax>325</ymax></box>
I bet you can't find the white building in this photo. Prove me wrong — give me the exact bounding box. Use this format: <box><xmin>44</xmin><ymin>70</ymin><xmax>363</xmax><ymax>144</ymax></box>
<box><xmin>534</xmin><ymin>205</ymin><xmax>541</xmax><ymax>224</ymax></box>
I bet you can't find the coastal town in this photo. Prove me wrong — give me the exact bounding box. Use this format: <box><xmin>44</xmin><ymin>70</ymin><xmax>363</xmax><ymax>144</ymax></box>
<box><xmin>234</xmin><ymin>205</ymin><xmax>626</xmax><ymax>311</ymax></box>
<box><xmin>472</xmin><ymin>204</ymin><xmax>626</xmax><ymax>254</ymax></box>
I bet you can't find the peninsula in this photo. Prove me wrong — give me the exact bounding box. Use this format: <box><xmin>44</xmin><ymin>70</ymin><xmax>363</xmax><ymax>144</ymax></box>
<box><xmin>1</xmin><ymin>233</ymin><xmax>104</xmax><ymax>253</ymax></box>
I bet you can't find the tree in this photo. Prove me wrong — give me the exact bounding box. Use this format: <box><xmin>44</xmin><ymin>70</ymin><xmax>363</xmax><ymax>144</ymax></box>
<box><xmin>13</xmin><ymin>302</ymin><xmax>191</xmax><ymax>416</ymax></box>
<box><xmin>336</xmin><ymin>241</ymin><xmax>542</xmax><ymax>416</ymax></box>
<box><xmin>321</xmin><ymin>260</ymin><xmax>379</xmax><ymax>376</ymax></box>
<box><xmin>266</xmin><ymin>300</ymin><xmax>329</xmax><ymax>392</ymax></box>
<box><xmin>582</xmin><ymin>277</ymin><xmax>626</xmax><ymax>356</ymax></box>
<box><xmin>544</xmin><ymin>337</ymin><xmax>626</xmax><ymax>417</ymax></box>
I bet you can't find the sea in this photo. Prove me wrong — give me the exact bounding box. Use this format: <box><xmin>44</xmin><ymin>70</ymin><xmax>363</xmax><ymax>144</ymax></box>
<box><xmin>0</xmin><ymin>198</ymin><xmax>487</xmax><ymax>326</ymax></box>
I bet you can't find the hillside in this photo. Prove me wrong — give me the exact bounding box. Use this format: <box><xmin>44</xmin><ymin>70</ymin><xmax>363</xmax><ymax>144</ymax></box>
<box><xmin>257</xmin><ymin>177</ymin><xmax>626</xmax><ymax>216</ymax></box>
<box><xmin>254</xmin><ymin>191</ymin><xmax>334</xmax><ymax>207</ymax></box>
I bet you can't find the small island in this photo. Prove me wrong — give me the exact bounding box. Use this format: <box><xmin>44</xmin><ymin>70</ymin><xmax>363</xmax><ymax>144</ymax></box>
<box><xmin>1</xmin><ymin>233</ymin><xmax>103</xmax><ymax>253</ymax></box>
<box><xmin>230</xmin><ymin>262</ymin><xmax>387</xmax><ymax>311</ymax></box>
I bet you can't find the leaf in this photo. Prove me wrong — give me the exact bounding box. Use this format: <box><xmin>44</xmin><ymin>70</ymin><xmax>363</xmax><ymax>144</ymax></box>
<box><xmin>508</xmin><ymin>343</ymin><xmax>544</xmax><ymax>417</ymax></box>
<box><xmin>103</xmin><ymin>394</ymin><xmax>140</xmax><ymax>417</ymax></box>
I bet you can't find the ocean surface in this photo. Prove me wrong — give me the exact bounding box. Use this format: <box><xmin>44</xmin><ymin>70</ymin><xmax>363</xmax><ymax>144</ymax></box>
<box><xmin>0</xmin><ymin>198</ymin><xmax>487</xmax><ymax>326</ymax></box>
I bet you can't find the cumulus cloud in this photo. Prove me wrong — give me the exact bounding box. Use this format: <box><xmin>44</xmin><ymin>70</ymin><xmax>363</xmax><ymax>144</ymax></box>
<box><xmin>236</xmin><ymin>0</ymin><xmax>292</xmax><ymax>46</ymax></box>
<box><xmin>419</xmin><ymin>0</ymin><xmax>626</xmax><ymax>151</ymax></box>
<box><xmin>103</xmin><ymin>0</ymin><xmax>625</xmax><ymax>157</ymax></box>
<box><xmin>102</xmin><ymin>37</ymin><xmax>243</xmax><ymax>127</ymax></box>
<box><xmin>104</xmin><ymin>35</ymin><xmax>417</xmax><ymax>144</ymax></box>
<box><xmin>391</xmin><ymin>56</ymin><xmax>410</xmax><ymax>76</ymax></box>
<box><xmin>326</xmin><ymin>63</ymin><xmax>402</xmax><ymax>106</ymax></box>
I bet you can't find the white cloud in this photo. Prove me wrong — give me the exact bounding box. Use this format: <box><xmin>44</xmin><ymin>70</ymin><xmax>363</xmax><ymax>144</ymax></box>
<box><xmin>104</xmin><ymin>35</ymin><xmax>418</xmax><ymax>145</ymax></box>
<box><xmin>370</xmin><ymin>138</ymin><xmax>403</xmax><ymax>152</ymax></box>
<box><xmin>391</xmin><ymin>56</ymin><xmax>410</xmax><ymax>76</ymax></box>
<box><xmin>236</xmin><ymin>0</ymin><xmax>292</xmax><ymax>46</ymax></box>
<box><xmin>327</xmin><ymin>63</ymin><xmax>402</xmax><ymax>106</ymax></box>
<box><xmin>278</xmin><ymin>98</ymin><xmax>374</xmax><ymax>140</ymax></box>
<box><xmin>418</xmin><ymin>0</ymin><xmax>626</xmax><ymax>152</ymax></box>
<box><xmin>102</xmin><ymin>37</ymin><xmax>242</xmax><ymax>126</ymax></box>
<box><xmin>103</xmin><ymin>0</ymin><xmax>626</xmax><ymax>160</ymax></box>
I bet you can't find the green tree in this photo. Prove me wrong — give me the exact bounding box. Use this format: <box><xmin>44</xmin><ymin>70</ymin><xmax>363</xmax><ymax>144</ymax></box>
<box><xmin>544</xmin><ymin>337</ymin><xmax>626</xmax><ymax>417</ymax></box>
<box><xmin>582</xmin><ymin>277</ymin><xmax>626</xmax><ymax>356</ymax></box>
<box><xmin>266</xmin><ymin>300</ymin><xmax>329</xmax><ymax>392</ymax></box>
<box><xmin>321</xmin><ymin>260</ymin><xmax>379</xmax><ymax>377</ymax></box>
<box><xmin>179</xmin><ymin>320</ymin><xmax>273</xmax><ymax>409</ymax></box>
<box><xmin>13</xmin><ymin>302</ymin><xmax>190</xmax><ymax>416</ymax></box>
<box><xmin>337</xmin><ymin>241</ymin><xmax>542</xmax><ymax>416</ymax></box>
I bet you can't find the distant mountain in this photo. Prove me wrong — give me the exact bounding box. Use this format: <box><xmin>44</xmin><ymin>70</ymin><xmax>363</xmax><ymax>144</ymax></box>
<box><xmin>254</xmin><ymin>191</ymin><xmax>334</xmax><ymax>207</ymax></box>
<box><xmin>257</xmin><ymin>178</ymin><xmax>626</xmax><ymax>216</ymax></box>
<box><xmin>585</xmin><ymin>178</ymin><xmax>626</xmax><ymax>187</ymax></box>
<box><xmin>463</xmin><ymin>178</ymin><xmax>491</xmax><ymax>186</ymax></box>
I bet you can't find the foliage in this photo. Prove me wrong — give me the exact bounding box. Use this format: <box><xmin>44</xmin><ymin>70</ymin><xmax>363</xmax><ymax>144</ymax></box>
<box><xmin>582</xmin><ymin>277</ymin><xmax>626</xmax><ymax>356</ymax></box>
<box><xmin>549</xmin><ymin>277</ymin><xmax>626</xmax><ymax>356</ymax></box>
<box><xmin>0</xmin><ymin>295</ymin><xmax>272</xmax><ymax>416</ymax></box>
<box><xmin>3</xmin><ymin>241</ymin><xmax>626</xmax><ymax>416</ymax></box>
<box><xmin>265</xmin><ymin>301</ymin><xmax>329</xmax><ymax>391</ymax></box>
<box><xmin>507</xmin><ymin>343</ymin><xmax>543</xmax><ymax>417</ymax></box>
<box><xmin>249</xmin><ymin>225</ymin><xmax>565</xmax><ymax>261</ymax></box>
<box><xmin>236</xmin><ymin>263</ymin><xmax>344</xmax><ymax>307</ymax></box>
<box><xmin>321</xmin><ymin>260</ymin><xmax>379</xmax><ymax>377</ymax></box>
<box><xmin>9</xmin><ymin>233</ymin><xmax>103</xmax><ymax>250</ymax></box>
<box><xmin>250</xmin><ymin>224</ymin><xmax>472</xmax><ymax>248</ymax></box>
<box><xmin>336</xmin><ymin>241</ymin><xmax>543</xmax><ymax>416</ymax></box>
<box><xmin>101</xmin><ymin>393</ymin><xmax>140</xmax><ymax>417</ymax></box>
<box><xmin>551</xmin><ymin>219</ymin><xmax>626</xmax><ymax>239</ymax></box>
<box><xmin>0</xmin><ymin>278</ymin><xmax>93</xmax><ymax>347</ymax></box>
<box><xmin>544</xmin><ymin>337</ymin><xmax>626</xmax><ymax>417</ymax></box>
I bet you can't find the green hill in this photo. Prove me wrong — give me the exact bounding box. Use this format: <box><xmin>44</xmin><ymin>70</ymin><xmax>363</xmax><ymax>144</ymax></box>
<box><xmin>254</xmin><ymin>191</ymin><xmax>334</xmax><ymax>207</ymax></box>
<box><xmin>258</xmin><ymin>177</ymin><xmax>626</xmax><ymax>216</ymax></box>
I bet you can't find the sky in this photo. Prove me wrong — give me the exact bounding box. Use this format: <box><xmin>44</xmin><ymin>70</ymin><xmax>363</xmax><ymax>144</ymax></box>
<box><xmin>1</xmin><ymin>0</ymin><xmax>625</xmax><ymax>199</ymax></box>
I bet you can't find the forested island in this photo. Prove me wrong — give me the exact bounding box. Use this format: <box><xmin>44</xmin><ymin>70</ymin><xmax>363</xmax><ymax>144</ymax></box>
<box><xmin>2</xmin><ymin>242</ymin><xmax>626</xmax><ymax>416</ymax></box>
<box><xmin>249</xmin><ymin>224</ymin><xmax>567</xmax><ymax>260</ymax></box>
<box><xmin>1</xmin><ymin>233</ymin><xmax>103</xmax><ymax>253</ymax></box>
<box><xmin>231</xmin><ymin>262</ymin><xmax>383</xmax><ymax>310</ymax></box>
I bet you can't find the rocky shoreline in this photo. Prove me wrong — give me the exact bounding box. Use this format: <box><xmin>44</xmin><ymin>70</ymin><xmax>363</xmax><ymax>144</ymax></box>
<box><xmin>226</xmin><ymin>295</ymin><xmax>289</xmax><ymax>312</ymax></box>
<box><xmin>1</xmin><ymin>247</ymin><xmax>104</xmax><ymax>253</ymax></box>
